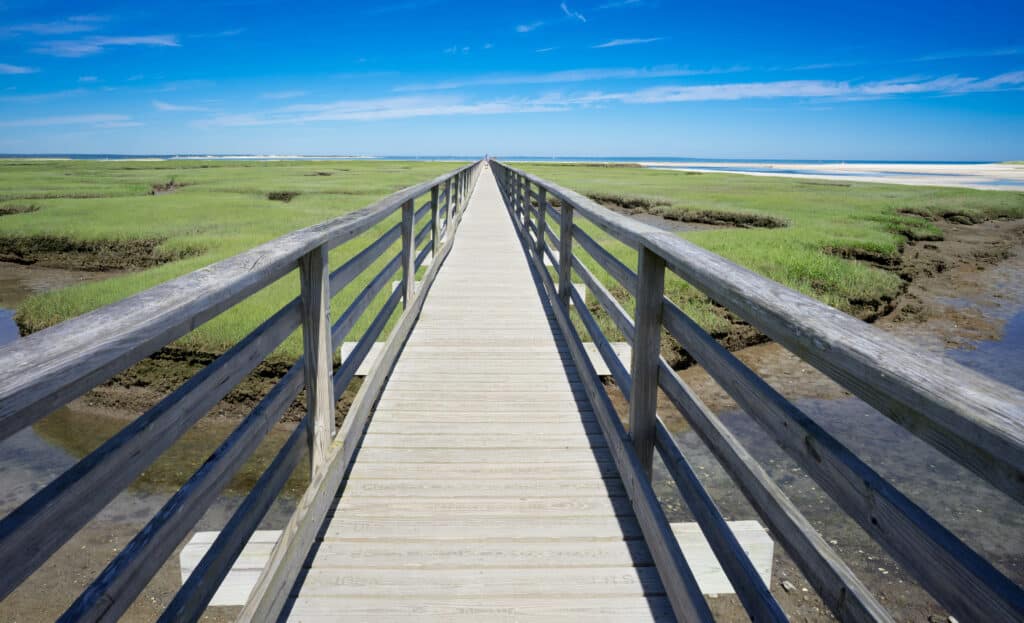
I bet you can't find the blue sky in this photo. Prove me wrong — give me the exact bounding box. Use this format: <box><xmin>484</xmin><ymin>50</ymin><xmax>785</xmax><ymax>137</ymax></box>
<box><xmin>1</xmin><ymin>0</ymin><xmax>1022</xmax><ymax>159</ymax></box>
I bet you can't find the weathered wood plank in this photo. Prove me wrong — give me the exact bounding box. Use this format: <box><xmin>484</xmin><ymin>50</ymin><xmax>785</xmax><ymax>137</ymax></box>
<box><xmin>299</xmin><ymin>245</ymin><xmax>334</xmax><ymax>472</ymax></box>
<box><xmin>283</xmin><ymin>595</ymin><xmax>675</xmax><ymax>622</ymax></box>
<box><xmin>241</xmin><ymin>164</ymin><xmax>480</xmax><ymax>623</ymax></box>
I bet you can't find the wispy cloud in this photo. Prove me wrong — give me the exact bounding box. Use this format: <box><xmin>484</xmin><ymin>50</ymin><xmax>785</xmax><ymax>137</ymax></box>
<box><xmin>1</xmin><ymin>15</ymin><xmax>106</xmax><ymax>36</ymax></box>
<box><xmin>560</xmin><ymin>2</ymin><xmax>586</xmax><ymax>23</ymax></box>
<box><xmin>194</xmin><ymin>70</ymin><xmax>1024</xmax><ymax>128</ymax></box>
<box><xmin>575</xmin><ymin>71</ymin><xmax>1024</xmax><ymax>104</ymax></box>
<box><xmin>261</xmin><ymin>90</ymin><xmax>307</xmax><ymax>99</ymax></box>
<box><xmin>516</xmin><ymin>22</ymin><xmax>544</xmax><ymax>33</ymax></box>
<box><xmin>0</xmin><ymin>113</ymin><xmax>135</xmax><ymax>128</ymax></box>
<box><xmin>0</xmin><ymin>88</ymin><xmax>86</xmax><ymax>103</ymax></box>
<box><xmin>536</xmin><ymin>47</ymin><xmax>557</xmax><ymax>53</ymax></box>
<box><xmin>199</xmin><ymin>95</ymin><xmax>568</xmax><ymax>126</ymax></box>
<box><xmin>0</xmin><ymin>63</ymin><xmax>38</xmax><ymax>75</ymax></box>
<box><xmin>443</xmin><ymin>45</ymin><xmax>471</xmax><ymax>54</ymax></box>
<box><xmin>153</xmin><ymin>100</ymin><xmax>209</xmax><ymax>112</ymax></box>
<box><xmin>597</xmin><ymin>0</ymin><xmax>645</xmax><ymax>8</ymax></box>
<box><xmin>395</xmin><ymin>65</ymin><xmax>737</xmax><ymax>92</ymax></box>
<box><xmin>593</xmin><ymin>37</ymin><xmax>663</xmax><ymax>48</ymax></box>
<box><xmin>912</xmin><ymin>47</ymin><xmax>1023</xmax><ymax>62</ymax></box>
<box><xmin>78</xmin><ymin>75</ymin><xmax>98</xmax><ymax>82</ymax></box>
<box><xmin>189</xmin><ymin>28</ymin><xmax>245</xmax><ymax>39</ymax></box>
<box><xmin>32</xmin><ymin>35</ymin><xmax>180</xmax><ymax>58</ymax></box>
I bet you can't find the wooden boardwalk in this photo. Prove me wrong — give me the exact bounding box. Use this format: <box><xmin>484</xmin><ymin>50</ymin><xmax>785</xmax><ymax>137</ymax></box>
<box><xmin>285</xmin><ymin>165</ymin><xmax>672</xmax><ymax>621</ymax></box>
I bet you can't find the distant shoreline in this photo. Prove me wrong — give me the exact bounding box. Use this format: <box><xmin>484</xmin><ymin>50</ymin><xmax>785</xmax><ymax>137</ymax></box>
<box><xmin>0</xmin><ymin>153</ymin><xmax>1011</xmax><ymax>165</ymax></box>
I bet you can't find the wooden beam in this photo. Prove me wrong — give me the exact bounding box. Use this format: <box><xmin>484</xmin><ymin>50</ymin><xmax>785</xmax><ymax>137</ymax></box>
<box><xmin>400</xmin><ymin>199</ymin><xmax>415</xmax><ymax>309</ymax></box>
<box><xmin>628</xmin><ymin>244</ymin><xmax>664</xmax><ymax>478</ymax></box>
<box><xmin>299</xmin><ymin>246</ymin><xmax>334</xmax><ymax>473</ymax></box>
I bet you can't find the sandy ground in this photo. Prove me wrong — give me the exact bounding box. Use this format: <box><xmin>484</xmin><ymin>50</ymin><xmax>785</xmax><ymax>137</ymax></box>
<box><xmin>638</xmin><ymin>161</ymin><xmax>1024</xmax><ymax>191</ymax></box>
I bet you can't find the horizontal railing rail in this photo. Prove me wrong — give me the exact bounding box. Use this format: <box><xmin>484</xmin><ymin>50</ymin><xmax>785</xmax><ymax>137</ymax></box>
<box><xmin>491</xmin><ymin>158</ymin><xmax>1024</xmax><ymax>623</ymax></box>
<box><xmin>0</xmin><ymin>159</ymin><xmax>483</xmax><ymax>621</ymax></box>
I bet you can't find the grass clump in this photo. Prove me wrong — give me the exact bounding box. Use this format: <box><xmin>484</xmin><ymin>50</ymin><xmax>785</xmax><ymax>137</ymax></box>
<box><xmin>0</xmin><ymin>158</ymin><xmax>464</xmax><ymax>362</ymax></box>
<box><xmin>522</xmin><ymin>163</ymin><xmax>1024</xmax><ymax>353</ymax></box>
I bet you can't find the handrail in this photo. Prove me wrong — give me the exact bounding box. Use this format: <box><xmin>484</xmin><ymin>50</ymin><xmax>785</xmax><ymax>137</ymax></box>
<box><xmin>490</xmin><ymin>158</ymin><xmax>1024</xmax><ymax>623</ymax></box>
<box><xmin>0</xmin><ymin>159</ymin><xmax>484</xmax><ymax>620</ymax></box>
<box><xmin>0</xmin><ymin>161</ymin><xmax>478</xmax><ymax>440</ymax></box>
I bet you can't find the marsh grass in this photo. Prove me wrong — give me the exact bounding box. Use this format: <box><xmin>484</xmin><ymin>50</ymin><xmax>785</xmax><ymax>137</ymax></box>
<box><xmin>520</xmin><ymin>163</ymin><xmax>1024</xmax><ymax>348</ymax></box>
<box><xmin>0</xmin><ymin>158</ymin><xmax>464</xmax><ymax>363</ymax></box>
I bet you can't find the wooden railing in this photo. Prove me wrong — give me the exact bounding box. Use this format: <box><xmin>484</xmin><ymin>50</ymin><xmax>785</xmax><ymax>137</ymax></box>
<box><xmin>0</xmin><ymin>160</ymin><xmax>484</xmax><ymax>621</ymax></box>
<box><xmin>491</xmin><ymin>159</ymin><xmax>1024</xmax><ymax>623</ymax></box>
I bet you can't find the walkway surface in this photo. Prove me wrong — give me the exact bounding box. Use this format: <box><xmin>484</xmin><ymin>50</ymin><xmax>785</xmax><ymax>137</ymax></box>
<box><xmin>285</xmin><ymin>165</ymin><xmax>671</xmax><ymax>621</ymax></box>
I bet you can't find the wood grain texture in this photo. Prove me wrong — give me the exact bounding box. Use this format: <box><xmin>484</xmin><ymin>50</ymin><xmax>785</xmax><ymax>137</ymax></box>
<box><xmin>628</xmin><ymin>244</ymin><xmax>665</xmax><ymax>478</ymax></box>
<box><xmin>299</xmin><ymin>246</ymin><xmax>334</xmax><ymax>473</ymax></box>
<box><xmin>286</xmin><ymin>163</ymin><xmax>669</xmax><ymax>622</ymax></box>
<box><xmin>494</xmin><ymin>163</ymin><xmax>715</xmax><ymax>622</ymax></box>
<box><xmin>241</xmin><ymin>164</ymin><xmax>480</xmax><ymax>623</ymax></box>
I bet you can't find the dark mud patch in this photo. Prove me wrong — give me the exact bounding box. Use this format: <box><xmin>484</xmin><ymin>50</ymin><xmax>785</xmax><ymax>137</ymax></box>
<box><xmin>149</xmin><ymin>179</ymin><xmax>187</xmax><ymax>195</ymax></box>
<box><xmin>587</xmin><ymin>193</ymin><xmax>787</xmax><ymax>229</ymax></box>
<box><xmin>0</xmin><ymin>204</ymin><xmax>40</xmax><ymax>216</ymax></box>
<box><xmin>306</xmin><ymin>171</ymin><xmax>334</xmax><ymax>176</ymax></box>
<box><xmin>0</xmin><ymin>235</ymin><xmax>204</xmax><ymax>272</ymax></box>
<box><xmin>267</xmin><ymin>190</ymin><xmax>300</xmax><ymax>202</ymax></box>
<box><xmin>79</xmin><ymin>346</ymin><xmax>362</xmax><ymax>426</ymax></box>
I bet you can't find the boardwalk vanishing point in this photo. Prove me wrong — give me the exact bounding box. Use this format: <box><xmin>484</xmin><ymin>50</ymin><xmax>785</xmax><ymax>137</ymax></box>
<box><xmin>0</xmin><ymin>160</ymin><xmax>1022</xmax><ymax>622</ymax></box>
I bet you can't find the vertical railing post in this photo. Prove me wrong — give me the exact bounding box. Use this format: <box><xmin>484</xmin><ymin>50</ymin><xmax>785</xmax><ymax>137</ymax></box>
<box><xmin>557</xmin><ymin>199</ymin><xmax>574</xmax><ymax>306</ymax></box>
<box><xmin>400</xmin><ymin>199</ymin><xmax>415</xmax><ymax>308</ymax></box>
<box><xmin>445</xmin><ymin>177</ymin><xmax>454</xmax><ymax>229</ymax></box>
<box><xmin>521</xmin><ymin>178</ymin><xmax>530</xmax><ymax>229</ymax></box>
<box><xmin>629</xmin><ymin>244</ymin><xmax>666</xmax><ymax>477</ymax></box>
<box><xmin>431</xmin><ymin>184</ymin><xmax>441</xmax><ymax>256</ymax></box>
<box><xmin>298</xmin><ymin>245</ymin><xmax>334</xmax><ymax>473</ymax></box>
<box><xmin>536</xmin><ymin>187</ymin><xmax>547</xmax><ymax>254</ymax></box>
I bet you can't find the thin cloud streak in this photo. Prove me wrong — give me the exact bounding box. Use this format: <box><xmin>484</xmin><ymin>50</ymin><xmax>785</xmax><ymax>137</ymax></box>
<box><xmin>261</xmin><ymin>90</ymin><xmax>307</xmax><ymax>99</ymax></box>
<box><xmin>516</xmin><ymin>22</ymin><xmax>544</xmax><ymax>33</ymax></box>
<box><xmin>560</xmin><ymin>3</ymin><xmax>586</xmax><ymax>23</ymax></box>
<box><xmin>1</xmin><ymin>15</ymin><xmax>106</xmax><ymax>36</ymax></box>
<box><xmin>153</xmin><ymin>100</ymin><xmax>209</xmax><ymax>111</ymax></box>
<box><xmin>32</xmin><ymin>35</ymin><xmax>180</xmax><ymax>57</ymax></box>
<box><xmin>0</xmin><ymin>63</ymin><xmax>38</xmax><ymax>74</ymax></box>
<box><xmin>395</xmin><ymin>65</ymin><xmax>738</xmax><ymax>92</ymax></box>
<box><xmin>0</xmin><ymin>114</ymin><xmax>134</xmax><ymax>128</ymax></box>
<box><xmin>593</xmin><ymin>37</ymin><xmax>663</xmax><ymax>48</ymax></box>
<box><xmin>196</xmin><ymin>70</ymin><xmax>1024</xmax><ymax>128</ymax></box>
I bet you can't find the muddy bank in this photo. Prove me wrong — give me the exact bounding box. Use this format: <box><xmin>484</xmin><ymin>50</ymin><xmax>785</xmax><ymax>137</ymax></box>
<box><xmin>587</xmin><ymin>192</ymin><xmax>787</xmax><ymax>229</ymax></box>
<box><xmin>0</xmin><ymin>235</ymin><xmax>203</xmax><ymax>272</ymax></box>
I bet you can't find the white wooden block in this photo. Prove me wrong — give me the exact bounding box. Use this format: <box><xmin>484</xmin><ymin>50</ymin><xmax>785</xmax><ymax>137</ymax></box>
<box><xmin>179</xmin><ymin>530</ymin><xmax>281</xmax><ymax>607</ymax></box>
<box><xmin>583</xmin><ymin>342</ymin><xmax>631</xmax><ymax>376</ymax></box>
<box><xmin>339</xmin><ymin>342</ymin><xmax>386</xmax><ymax>376</ymax></box>
<box><xmin>670</xmin><ymin>520</ymin><xmax>774</xmax><ymax>596</ymax></box>
<box><xmin>391</xmin><ymin>280</ymin><xmax>422</xmax><ymax>294</ymax></box>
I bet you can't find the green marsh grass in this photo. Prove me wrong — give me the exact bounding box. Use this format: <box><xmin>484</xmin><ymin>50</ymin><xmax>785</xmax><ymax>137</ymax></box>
<box><xmin>0</xmin><ymin>159</ymin><xmax>464</xmax><ymax>363</ymax></box>
<box><xmin>518</xmin><ymin>163</ymin><xmax>1024</xmax><ymax>345</ymax></box>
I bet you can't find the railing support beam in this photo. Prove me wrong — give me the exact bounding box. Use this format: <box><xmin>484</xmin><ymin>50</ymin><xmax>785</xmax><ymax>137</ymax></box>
<box><xmin>430</xmin><ymin>185</ymin><xmax>441</xmax><ymax>257</ymax></box>
<box><xmin>299</xmin><ymin>245</ymin><xmax>334</xmax><ymax>473</ymax></box>
<box><xmin>400</xmin><ymin>199</ymin><xmax>415</xmax><ymax>308</ymax></box>
<box><xmin>557</xmin><ymin>202</ymin><xmax>574</xmax><ymax>305</ymax></box>
<box><xmin>536</xmin><ymin>188</ymin><xmax>547</xmax><ymax>254</ymax></box>
<box><xmin>629</xmin><ymin>243</ymin><xmax>665</xmax><ymax>477</ymax></box>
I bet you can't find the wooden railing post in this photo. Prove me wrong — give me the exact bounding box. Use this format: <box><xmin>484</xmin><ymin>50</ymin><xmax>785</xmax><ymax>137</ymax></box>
<box><xmin>536</xmin><ymin>187</ymin><xmax>547</xmax><ymax>254</ymax></box>
<box><xmin>521</xmin><ymin>178</ymin><xmax>530</xmax><ymax>229</ymax></box>
<box><xmin>445</xmin><ymin>177</ymin><xmax>454</xmax><ymax>227</ymax></box>
<box><xmin>557</xmin><ymin>200</ymin><xmax>574</xmax><ymax>305</ymax></box>
<box><xmin>298</xmin><ymin>245</ymin><xmax>334</xmax><ymax>473</ymax></box>
<box><xmin>431</xmin><ymin>185</ymin><xmax>441</xmax><ymax>256</ymax></box>
<box><xmin>629</xmin><ymin>244</ymin><xmax>666</xmax><ymax>477</ymax></box>
<box><xmin>400</xmin><ymin>199</ymin><xmax>415</xmax><ymax>308</ymax></box>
